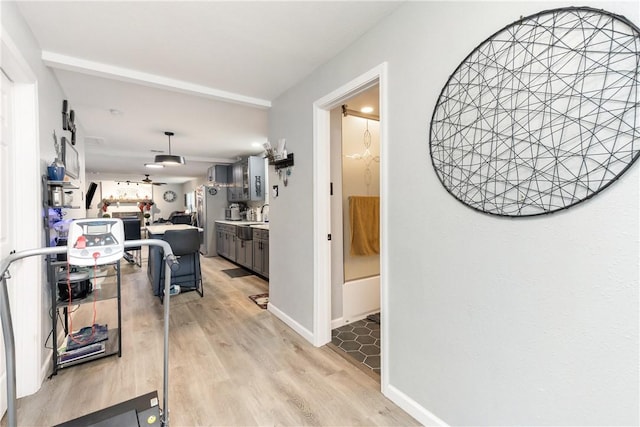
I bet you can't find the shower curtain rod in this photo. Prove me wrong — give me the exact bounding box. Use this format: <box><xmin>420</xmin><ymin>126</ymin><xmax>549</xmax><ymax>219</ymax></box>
<box><xmin>342</xmin><ymin>105</ymin><xmax>380</xmax><ymax>122</ymax></box>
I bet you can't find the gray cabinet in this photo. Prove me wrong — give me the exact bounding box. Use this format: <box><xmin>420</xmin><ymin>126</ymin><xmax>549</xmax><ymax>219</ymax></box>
<box><xmin>207</xmin><ymin>164</ymin><xmax>231</xmax><ymax>185</ymax></box>
<box><xmin>216</xmin><ymin>225</ymin><xmax>225</xmax><ymax>257</ymax></box>
<box><xmin>226</xmin><ymin>228</ymin><xmax>237</xmax><ymax>262</ymax></box>
<box><xmin>252</xmin><ymin>228</ymin><xmax>269</xmax><ymax>278</ymax></box>
<box><xmin>228</xmin><ymin>156</ymin><xmax>265</xmax><ymax>202</ymax></box>
<box><xmin>216</xmin><ymin>223</ymin><xmax>237</xmax><ymax>262</ymax></box>
<box><xmin>236</xmin><ymin>239</ymin><xmax>253</xmax><ymax>269</ymax></box>
<box><xmin>216</xmin><ymin>222</ymin><xmax>268</xmax><ymax>279</ymax></box>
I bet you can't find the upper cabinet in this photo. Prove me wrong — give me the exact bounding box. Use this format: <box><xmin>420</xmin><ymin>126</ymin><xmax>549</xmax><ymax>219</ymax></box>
<box><xmin>207</xmin><ymin>165</ymin><xmax>232</xmax><ymax>186</ymax></box>
<box><xmin>228</xmin><ymin>156</ymin><xmax>265</xmax><ymax>202</ymax></box>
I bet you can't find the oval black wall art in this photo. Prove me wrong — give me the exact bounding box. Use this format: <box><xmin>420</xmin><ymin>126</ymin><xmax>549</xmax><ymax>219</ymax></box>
<box><xmin>429</xmin><ymin>7</ymin><xmax>640</xmax><ymax>217</ymax></box>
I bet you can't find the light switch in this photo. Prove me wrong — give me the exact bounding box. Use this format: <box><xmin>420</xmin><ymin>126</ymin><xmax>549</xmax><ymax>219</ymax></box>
<box><xmin>272</xmin><ymin>185</ymin><xmax>279</xmax><ymax>198</ymax></box>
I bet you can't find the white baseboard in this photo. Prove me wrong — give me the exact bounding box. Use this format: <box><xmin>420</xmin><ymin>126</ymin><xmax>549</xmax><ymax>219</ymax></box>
<box><xmin>267</xmin><ymin>302</ymin><xmax>447</xmax><ymax>426</ymax></box>
<box><xmin>331</xmin><ymin>316</ymin><xmax>346</xmax><ymax>329</ymax></box>
<box><xmin>267</xmin><ymin>302</ymin><xmax>314</xmax><ymax>344</ymax></box>
<box><xmin>40</xmin><ymin>353</ymin><xmax>51</xmax><ymax>388</ymax></box>
<box><xmin>0</xmin><ymin>353</ymin><xmax>47</xmax><ymax>421</ymax></box>
<box><xmin>331</xmin><ymin>313</ymin><xmax>378</xmax><ymax>329</ymax></box>
<box><xmin>384</xmin><ymin>382</ymin><xmax>449</xmax><ymax>427</ymax></box>
<box><xmin>0</xmin><ymin>370</ymin><xmax>6</xmax><ymax>421</ymax></box>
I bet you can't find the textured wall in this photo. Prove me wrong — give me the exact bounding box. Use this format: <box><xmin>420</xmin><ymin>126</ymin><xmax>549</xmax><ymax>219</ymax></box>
<box><xmin>268</xmin><ymin>1</ymin><xmax>639</xmax><ymax>425</ymax></box>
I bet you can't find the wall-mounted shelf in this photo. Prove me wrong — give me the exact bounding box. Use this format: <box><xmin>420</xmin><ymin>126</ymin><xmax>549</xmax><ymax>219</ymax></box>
<box><xmin>43</xmin><ymin>177</ymin><xmax>81</xmax><ymax>209</ymax></box>
<box><xmin>270</xmin><ymin>153</ymin><xmax>294</xmax><ymax>170</ymax></box>
<box><xmin>47</xmin><ymin>180</ymin><xmax>79</xmax><ymax>189</ymax></box>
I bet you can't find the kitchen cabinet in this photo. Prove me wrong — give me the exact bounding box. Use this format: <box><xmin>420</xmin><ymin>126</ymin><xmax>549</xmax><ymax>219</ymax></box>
<box><xmin>216</xmin><ymin>222</ymin><xmax>268</xmax><ymax>279</ymax></box>
<box><xmin>216</xmin><ymin>223</ymin><xmax>237</xmax><ymax>262</ymax></box>
<box><xmin>236</xmin><ymin>238</ymin><xmax>253</xmax><ymax>269</ymax></box>
<box><xmin>207</xmin><ymin>164</ymin><xmax>231</xmax><ymax>185</ymax></box>
<box><xmin>252</xmin><ymin>228</ymin><xmax>269</xmax><ymax>278</ymax></box>
<box><xmin>227</xmin><ymin>156</ymin><xmax>265</xmax><ymax>202</ymax></box>
<box><xmin>216</xmin><ymin>226</ymin><xmax>225</xmax><ymax>257</ymax></box>
<box><xmin>227</xmin><ymin>231</ymin><xmax>237</xmax><ymax>262</ymax></box>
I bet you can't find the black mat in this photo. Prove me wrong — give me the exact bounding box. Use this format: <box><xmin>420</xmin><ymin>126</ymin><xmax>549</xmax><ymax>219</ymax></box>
<box><xmin>222</xmin><ymin>268</ymin><xmax>254</xmax><ymax>278</ymax></box>
<box><xmin>248</xmin><ymin>293</ymin><xmax>269</xmax><ymax>309</ymax></box>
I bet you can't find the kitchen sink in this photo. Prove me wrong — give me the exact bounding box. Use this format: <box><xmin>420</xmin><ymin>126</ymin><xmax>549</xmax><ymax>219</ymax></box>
<box><xmin>236</xmin><ymin>225</ymin><xmax>254</xmax><ymax>240</ymax></box>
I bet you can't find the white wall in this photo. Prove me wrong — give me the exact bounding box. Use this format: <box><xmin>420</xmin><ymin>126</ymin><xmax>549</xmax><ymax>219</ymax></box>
<box><xmin>268</xmin><ymin>1</ymin><xmax>639</xmax><ymax>425</ymax></box>
<box><xmin>151</xmin><ymin>184</ymin><xmax>186</xmax><ymax>221</ymax></box>
<box><xmin>2</xmin><ymin>0</ymin><xmax>85</xmax><ymax>398</ymax></box>
<box><xmin>92</xmin><ymin>181</ymin><xmax>190</xmax><ymax>222</ymax></box>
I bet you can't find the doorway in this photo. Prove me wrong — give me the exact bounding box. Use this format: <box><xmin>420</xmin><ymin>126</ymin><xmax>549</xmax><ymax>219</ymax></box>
<box><xmin>1</xmin><ymin>31</ymin><xmax>43</xmax><ymax>410</ymax></box>
<box><xmin>329</xmin><ymin>86</ymin><xmax>381</xmax><ymax>375</ymax></box>
<box><xmin>312</xmin><ymin>63</ymin><xmax>388</xmax><ymax>387</ymax></box>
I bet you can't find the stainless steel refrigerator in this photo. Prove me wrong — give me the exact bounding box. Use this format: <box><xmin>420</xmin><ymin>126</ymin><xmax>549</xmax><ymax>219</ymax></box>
<box><xmin>196</xmin><ymin>185</ymin><xmax>227</xmax><ymax>256</ymax></box>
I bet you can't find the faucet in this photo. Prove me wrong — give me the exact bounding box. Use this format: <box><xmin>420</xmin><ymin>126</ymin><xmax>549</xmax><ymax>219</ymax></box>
<box><xmin>260</xmin><ymin>204</ymin><xmax>269</xmax><ymax>222</ymax></box>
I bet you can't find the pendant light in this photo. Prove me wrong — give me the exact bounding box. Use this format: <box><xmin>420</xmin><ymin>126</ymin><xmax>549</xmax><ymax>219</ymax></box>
<box><xmin>154</xmin><ymin>131</ymin><xmax>185</xmax><ymax>166</ymax></box>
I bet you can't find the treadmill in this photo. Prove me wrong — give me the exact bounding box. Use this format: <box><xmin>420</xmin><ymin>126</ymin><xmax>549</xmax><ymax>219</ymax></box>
<box><xmin>0</xmin><ymin>218</ymin><xmax>179</xmax><ymax>427</ymax></box>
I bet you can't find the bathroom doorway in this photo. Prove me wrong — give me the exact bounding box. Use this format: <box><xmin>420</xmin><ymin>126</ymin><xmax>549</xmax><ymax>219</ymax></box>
<box><xmin>312</xmin><ymin>62</ymin><xmax>387</xmax><ymax>387</ymax></box>
<box><xmin>328</xmin><ymin>85</ymin><xmax>381</xmax><ymax>376</ymax></box>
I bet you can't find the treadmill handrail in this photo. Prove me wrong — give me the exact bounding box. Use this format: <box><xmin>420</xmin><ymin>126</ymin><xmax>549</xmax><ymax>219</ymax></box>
<box><xmin>0</xmin><ymin>239</ymin><xmax>178</xmax><ymax>427</ymax></box>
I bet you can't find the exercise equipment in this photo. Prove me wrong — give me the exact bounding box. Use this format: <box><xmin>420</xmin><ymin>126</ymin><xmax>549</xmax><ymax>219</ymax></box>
<box><xmin>0</xmin><ymin>218</ymin><xmax>180</xmax><ymax>427</ymax></box>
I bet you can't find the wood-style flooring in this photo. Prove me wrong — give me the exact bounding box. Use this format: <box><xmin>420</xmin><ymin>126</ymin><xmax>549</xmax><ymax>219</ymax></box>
<box><xmin>5</xmin><ymin>254</ymin><xmax>419</xmax><ymax>426</ymax></box>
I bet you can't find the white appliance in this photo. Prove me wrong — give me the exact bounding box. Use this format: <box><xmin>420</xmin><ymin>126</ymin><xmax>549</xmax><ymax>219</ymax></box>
<box><xmin>67</xmin><ymin>218</ymin><xmax>125</xmax><ymax>266</ymax></box>
<box><xmin>196</xmin><ymin>186</ymin><xmax>227</xmax><ymax>257</ymax></box>
<box><xmin>229</xmin><ymin>203</ymin><xmax>241</xmax><ymax>220</ymax></box>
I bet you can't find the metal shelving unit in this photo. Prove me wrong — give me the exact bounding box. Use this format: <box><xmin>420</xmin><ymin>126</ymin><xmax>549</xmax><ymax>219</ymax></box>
<box><xmin>43</xmin><ymin>176</ymin><xmax>122</xmax><ymax>375</ymax></box>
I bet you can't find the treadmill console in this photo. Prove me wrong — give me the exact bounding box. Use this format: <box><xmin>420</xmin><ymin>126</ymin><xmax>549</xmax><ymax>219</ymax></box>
<box><xmin>67</xmin><ymin>218</ymin><xmax>125</xmax><ymax>266</ymax></box>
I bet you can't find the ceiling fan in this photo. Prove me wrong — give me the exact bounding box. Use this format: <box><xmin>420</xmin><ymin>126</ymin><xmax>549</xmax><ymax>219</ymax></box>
<box><xmin>141</xmin><ymin>174</ymin><xmax>166</xmax><ymax>186</ymax></box>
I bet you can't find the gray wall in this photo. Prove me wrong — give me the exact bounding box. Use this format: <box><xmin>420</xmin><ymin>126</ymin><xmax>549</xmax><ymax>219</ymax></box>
<box><xmin>268</xmin><ymin>1</ymin><xmax>639</xmax><ymax>425</ymax></box>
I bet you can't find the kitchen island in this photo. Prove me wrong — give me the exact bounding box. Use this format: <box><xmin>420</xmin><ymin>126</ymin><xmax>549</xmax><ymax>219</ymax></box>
<box><xmin>146</xmin><ymin>224</ymin><xmax>204</xmax><ymax>296</ymax></box>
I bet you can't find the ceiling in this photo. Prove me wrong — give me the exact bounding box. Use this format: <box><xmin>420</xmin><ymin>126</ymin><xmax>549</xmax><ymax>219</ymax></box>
<box><xmin>16</xmin><ymin>1</ymin><xmax>396</xmax><ymax>184</ymax></box>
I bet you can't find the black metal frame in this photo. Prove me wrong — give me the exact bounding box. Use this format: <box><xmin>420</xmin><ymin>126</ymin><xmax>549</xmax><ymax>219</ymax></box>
<box><xmin>429</xmin><ymin>7</ymin><xmax>640</xmax><ymax>217</ymax></box>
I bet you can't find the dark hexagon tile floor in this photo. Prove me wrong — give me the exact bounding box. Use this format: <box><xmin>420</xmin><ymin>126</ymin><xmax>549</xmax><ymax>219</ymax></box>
<box><xmin>331</xmin><ymin>316</ymin><xmax>380</xmax><ymax>375</ymax></box>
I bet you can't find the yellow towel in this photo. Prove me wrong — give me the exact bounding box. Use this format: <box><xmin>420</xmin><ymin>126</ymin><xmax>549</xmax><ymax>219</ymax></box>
<box><xmin>349</xmin><ymin>196</ymin><xmax>380</xmax><ymax>256</ymax></box>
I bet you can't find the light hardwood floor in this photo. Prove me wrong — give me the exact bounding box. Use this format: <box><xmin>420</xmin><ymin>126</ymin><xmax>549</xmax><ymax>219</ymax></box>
<box><xmin>5</xmin><ymin>254</ymin><xmax>419</xmax><ymax>426</ymax></box>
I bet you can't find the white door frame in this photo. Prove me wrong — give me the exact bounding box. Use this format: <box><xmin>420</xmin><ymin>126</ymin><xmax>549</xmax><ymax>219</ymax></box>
<box><xmin>1</xmin><ymin>29</ymin><xmax>43</xmax><ymax>400</ymax></box>
<box><xmin>312</xmin><ymin>63</ymin><xmax>388</xmax><ymax>385</ymax></box>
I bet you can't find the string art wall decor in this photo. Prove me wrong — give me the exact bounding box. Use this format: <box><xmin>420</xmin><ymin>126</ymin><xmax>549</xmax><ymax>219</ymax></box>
<box><xmin>429</xmin><ymin>7</ymin><xmax>640</xmax><ymax>217</ymax></box>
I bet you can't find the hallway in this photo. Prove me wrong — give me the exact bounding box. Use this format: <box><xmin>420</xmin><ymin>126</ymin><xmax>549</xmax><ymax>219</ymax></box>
<box><xmin>7</xmin><ymin>255</ymin><xmax>418</xmax><ymax>426</ymax></box>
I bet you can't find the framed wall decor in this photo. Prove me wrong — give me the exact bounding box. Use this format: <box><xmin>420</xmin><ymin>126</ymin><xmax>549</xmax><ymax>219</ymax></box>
<box><xmin>62</xmin><ymin>137</ymin><xmax>79</xmax><ymax>179</ymax></box>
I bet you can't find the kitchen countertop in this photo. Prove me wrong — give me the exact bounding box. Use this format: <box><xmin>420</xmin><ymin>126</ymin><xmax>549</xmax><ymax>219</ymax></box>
<box><xmin>215</xmin><ymin>220</ymin><xmax>269</xmax><ymax>229</ymax></box>
<box><xmin>146</xmin><ymin>224</ymin><xmax>204</xmax><ymax>235</ymax></box>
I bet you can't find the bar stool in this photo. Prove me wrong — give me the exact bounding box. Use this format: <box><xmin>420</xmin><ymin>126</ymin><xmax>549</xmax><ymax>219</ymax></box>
<box><xmin>162</xmin><ymin>228</ymin><xmax>203</xmax><ymax>299</ymax></box>
<box><xmin>122</xmin><ymin>217</ymin><xmax>142</xmax><ymax>267</ymax></box>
